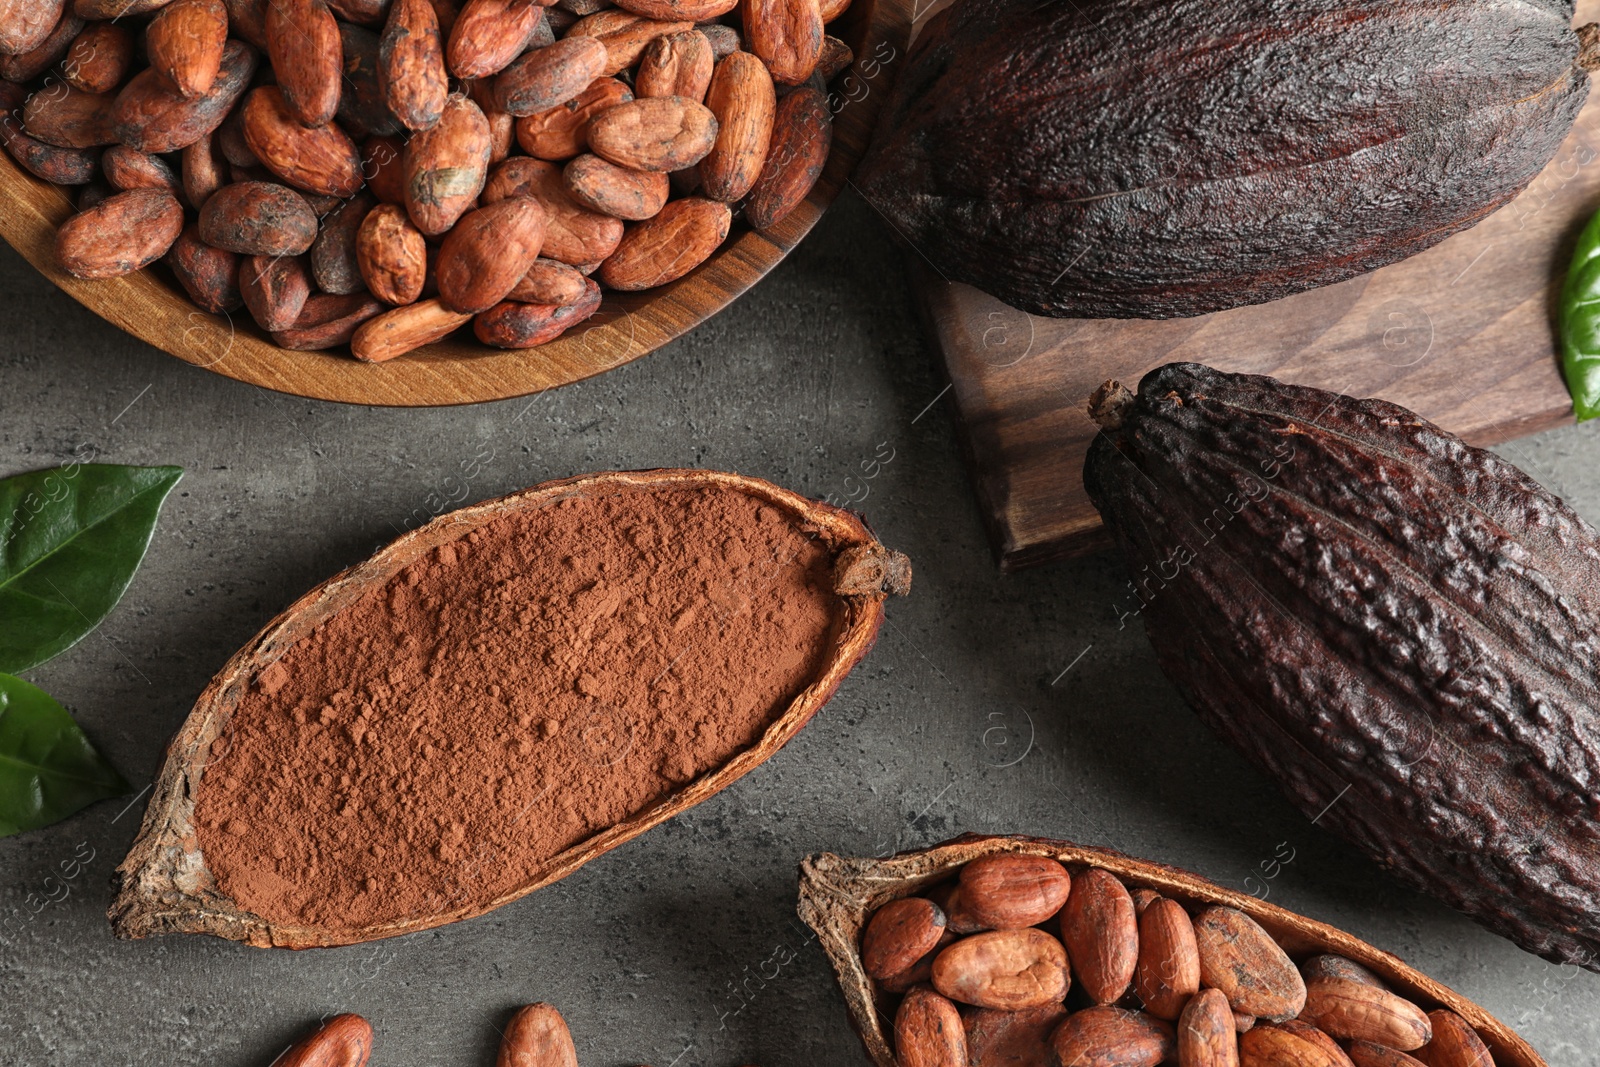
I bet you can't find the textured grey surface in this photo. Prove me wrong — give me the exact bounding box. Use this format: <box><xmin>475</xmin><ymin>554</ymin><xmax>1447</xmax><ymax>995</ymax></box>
<box><xmin>4</xmin><ymin>192</ymin><xmax>1600</xmax><ymax>1066</ymax></box>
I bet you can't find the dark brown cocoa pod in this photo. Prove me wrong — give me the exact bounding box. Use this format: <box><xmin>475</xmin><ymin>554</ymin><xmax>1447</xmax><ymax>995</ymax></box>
<box><xmin>266</xmin><ymin>0</ymin><xmax>342</xmax><ymax>127</ymax></box>
<box><xmin>402</xmin><ymin>91</ymin><xmax>490</xmax><ymax>235</ymax></box>
<box><xmin>339</xmin><ymin>22</ymin><xmax>406</xmax><ymax>138</ymax></box>
<box><xmin>22</xmin><ymin>85</ymin><xmax>115</xmax><ymax>148</ymax></box>
<box><xmin>60</xmin><ymin>21</ymin><xmax>131</xmax><ymax>93</ymax></box>
<box><xmin>165</xmin><ymin>224</ymin><xmax>243</xmax><ymax>313</ymax></box>
<box><xmin>0</xmin><ymin>9</ymin><xmax>81</xmax><ymax>83</ymax></box>
<box><xmin>110</xmin><ymin>38</ymin><xmax>257</xmax><ymax>154</ymax></box>
<box><xmin>379</xmin><ymin>0</ymin><xmax>448</xmax><ymax>131</ymax></box>
<box><xmin>102</xmin><ymin>145</ymin><xmax>181</xmax><ymax>193</ymax></box>
<box><xmin>1082</xmin><ymin>363</ymin><xmax>1600</xmax><ymax>970</ymax></box>
<box><xmin>744</xmin><ymin>83</ymin><xmax>828</xmax><ymax>230</ymax></box>
<box><xmin>182</xmin><ymin>130</ymin><xmax>228</xmax><ymax>208</ymax></box>
<box><xmin>472</xmin><ymin>278</ymin><xmax>600</xmax><ymax>347</ymax></box>
<box><xmin>856</xmin><ymin>0</ymin><xmax>1597</xmax><ymax>319</ymax></box>
<box><xmin>240</xmin><ymin>254</ymin><xmax>313</xmax><ymax>331</ymax></box>
<box><xmin>198</xmin><ymin>180</ymin><xmax>318</xmax><ymax>256</ymax></box>
<box><xmin>56</xmin><ymin>187</ymin><xmax>184</xmax><ymax>278</ymax></box>
<box><xmin>146</xmin><ymin>0</ymin><xmax>229</xmax><ymax>98</ymax></box>
<box><xmin>271</xmin><ymin>292</ymin><xmax>385</xmax><ymax>349</ymax></box>
<box><xmin>310</xmin><ymin>191</ymin><xmax>375</xmax><ymax>294</ymax></box>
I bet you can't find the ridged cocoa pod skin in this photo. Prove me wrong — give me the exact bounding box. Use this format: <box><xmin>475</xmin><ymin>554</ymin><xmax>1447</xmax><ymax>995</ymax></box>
<box><xmin>1082</xmin><ymin>362</ymin><xmax>1600</xmax><ymax>970</ymax></box>
<box><xmin>165</xmin><ymin>224</ymin><xmax>242</xmax><ymax>312</ymax></box>
<box><xmin>110</xmin><ymin>38</ymin><xmax>256</xmax><ymax>153</ymax></box>
<box><xmin>55</xmin><ymin>188</ymin><xmax>185</xmax><ymax>278</ymax></box>
<box><xmin>472</xmin><ymin>278</ymin><xmax>599</xmax><ymax>347</ymax></box>
<box><xmin>859</xmin><ymin>0</ymin><xmax>1594</xmax><ymax>319</ymax></box>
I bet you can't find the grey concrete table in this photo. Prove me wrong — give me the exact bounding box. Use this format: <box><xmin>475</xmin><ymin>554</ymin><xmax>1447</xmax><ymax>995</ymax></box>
<box><xmin>4</xmin><ymin>193</ymin><xmax>1600</xmax><ymax>1066</ymax></box>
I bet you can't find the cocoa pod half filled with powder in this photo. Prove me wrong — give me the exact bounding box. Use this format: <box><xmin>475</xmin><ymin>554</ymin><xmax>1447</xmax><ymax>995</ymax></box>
<box><xmin>110</xmin><ymin>469</ymin><xmax>909</xmax><ymax>947</ymax></box>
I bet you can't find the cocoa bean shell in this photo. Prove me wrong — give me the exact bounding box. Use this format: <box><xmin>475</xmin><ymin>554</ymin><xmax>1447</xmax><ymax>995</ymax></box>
<box><xmin>743</xmin><ymin>0</ymin><xmax>821</xmax><ymax>85</ymax></box>
<box><xmin>506</xmin><ymin>257</ymin><xmax>587</xmax><ymax>304</ymax></box>
<box><xmin>962</xmin><ymin>1003</ymin><xmax>1066</xmax><ymax>1067</ymax></box>
<box><xmin>379</xmin><ymin>0</ymin><xmax>449</xmax><ymax>131</ymax></box>
<box><xmin>435</xmin><ymin>195</ymin><xmax>546</xmax><ymax>313</ymax></box>
<box><xmin>0</xmin><ymin>0</ymin><xmax>66</xmax><ymax>56</ymax></box>
<box><xmin>103</xmin><ymin>145</ymin><xmax>181</xmax><ymax>193</ymax></box>
<box><xmin>634</xmin><ymin>28</ymin><xmax>712</xmax><ymax>102</ymax></box>
<box><xmin>446</xmin><ymin>0</ymin><xmax>544</xmax><ymax>80</ymax></box>
<box><xmin>860</xmin><ymin>896</ymin><xmax>946</xmax><ymax>979</ymax></box>
<box><xmin>1177</xmin><ymin>988</ymin><xmax>1240</xmax><ymax>1067</ymax></box>
<box><xmin>55</xmin><ymin>187</ymin><xmax>184</xmax><ymax>278</ymax></box>
<box><xmin>566</xmin><ymin>9</ymin><xmax>693</xmax><ymax>75</ymax></box>
<box><xmin>0</xmin><ymin>9</ymin><xmax>82</xmax><ymax>83</ymax></box>
<box><xmin>23</xmin><ymin>85</ymin><xmax>115</xmax><ymax>148</ymax></box>
<box><xmin>496</xmin><ymin>1003</ymin><xmax>578</xmax><ymax>1067</ymax></box>
<box><xmin>274</xmin><ymin>1014</ymin><xmax>373</xmax><ymax>1067</ymax></box>
<box><xmin>1131</xmin><ymin>896</ymin><xmax>1199</xmax><ymax>1020</ymax></box>
<box><xmin>1418</xmin><ymin>1010</ymin><xmax>1495</xmax><ymax>1067</ymax></box>
<box><xmin>893</xmin><ymin>987</ymin><xmax>965</xmax><ymax>1067</ymax></box>
<box><xmin>198</xmin><ymin>180</ymin><xmax>318</xmax><ymax>256</ymax></box>
<box><xmin>350</xmin><ymin>295</ymin><xmax>470</xmax><ymax>359</ymax></box>
<box><xmin>586</xmin><ymin>93</ymin><xmax>717</xmax><ymax>172</ymax></box>
<box><xmin>356</xmin><ymin>201</ymin><xmax>429</xmax><ymax>305</ymax></box>
<box><xmin>310</xmin><ymin>191</ymin><xmax>375</xmax><ymax>294</ymax></box>
<box><xmin>929</xmin><ymin>928</ymin><xmax>1069</xmax><ymax>1011</ymax></box>
<box><xmin>513</xmin><ymin>74</ymin><xmax>631</xmax><ymax>161</ymax></box>
<box><xmin>483</xmin><ymin>155</ymin><xmax>622</xmax><ymax>264</ymax></box>
<box><xmin>1049</xmin><ymin>1007</ymin><xmax>1174</xmax><ymax>1067</ymax></box>
<box><xmin>110</xmin><ymin>38</ymin><xmax>257</xmax><ymax>154</ymax></box>
<box><xmin>2</xmin><ymin>110</ymin><xmax>98</xmax><ymax>183</ymax></box>
<box><xmin>562</xmin><ymin>153</ymin><xmax>667</xmax><ymax>220</ymax></box>
<box><xmin>1058</xmin><ymin>866</ymin><xmax>1137</xmax><ymax>1005</ymax></box>
<box><xmin>698</xmin><ymin>50</ymin><xmax>773</xmax><ymax>202</ymax></box>
<box><xmin>492</xmin><ymin>35</ymin><xmax>608</xmax><ymax>116</ymax></box>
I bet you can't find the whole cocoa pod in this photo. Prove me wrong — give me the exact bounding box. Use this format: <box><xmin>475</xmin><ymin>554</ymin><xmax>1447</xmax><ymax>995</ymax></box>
<box><xmin>1083</xmin><ymin>362</ymin><xmax>1600</xmax><ymax>970</ymax></box>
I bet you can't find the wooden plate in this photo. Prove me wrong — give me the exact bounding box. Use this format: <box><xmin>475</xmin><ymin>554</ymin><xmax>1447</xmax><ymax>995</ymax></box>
<box><xmin>799</xmin><ymin>834</ymin><xmax>1548</xmax><ymax>1067</ymax></box>
<box><xmin>0</xmin><ymin>0</ymin><xmax>907</xmax><ymax>406</ymax></box>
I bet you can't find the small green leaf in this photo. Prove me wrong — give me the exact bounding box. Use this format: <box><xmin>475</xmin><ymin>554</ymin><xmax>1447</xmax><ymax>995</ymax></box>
<box><xmin>0</xmin><ymin>672</ymin><xmax>129</xmax><ymax>838</ymax></box>
<box><xmin>0</xmin><ymin>463</ymin><xmax>182</xmax><ymax>673</ymax></box>
<box><xmin>1560</xmin><ymin>209</ymin><xmax>1600</xmax><ymax>422</ymax></box>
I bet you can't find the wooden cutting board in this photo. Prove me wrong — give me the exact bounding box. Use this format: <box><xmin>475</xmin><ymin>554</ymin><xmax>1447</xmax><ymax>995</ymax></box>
<box><xmin>918</xmin><ymin>5</ymin><xmax>1600</xmax><ymax>571</ymax></box>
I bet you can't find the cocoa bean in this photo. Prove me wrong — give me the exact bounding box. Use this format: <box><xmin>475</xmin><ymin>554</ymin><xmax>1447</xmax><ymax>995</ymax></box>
<box><xmin>60</xmin><ymin>21</ymin><xmax>130</xmax><ymax>93</ymax></box>
<box><xmin>483</xmin><ymin>155</ymin><xmax>623</xmax><ymax>264</ymax></box>
<box><xmin>744</xmin><ymin>0</ymin><xmax>821</xmax><ymax>84</ymax></box>
<box><xmin>55</xmin><ymin>187</ymin><xmax>184</xmax><ymax>278</ymax></box>
<box><xmin>496</xmin><ymin>1003</ymin><xmax>578</xmax><ymax>1067</ymax></box>
<box><xmin>165</xmin><ymin>224</ymin><xmax>242</xmax><ymax>313</ymax></box>
<box><xmin>1178</xmin><ymin>988</ymin><xmax>1241</xmax><ymax>1067</ymax></box>
<box><xmin>513</xmin><ymin>74</ymin><xmax>631</xmax><ymax>160</ymax></box>
<box><xmin>472</xmin><ymin>278</ymin><xmax>599</xmax><ymax>346</ymax></box>
<box><xmin>957</xmin><ymin>853</ymin><xmax>1071</xmax><ymax>930</ymax></box>
<box><xmin>1416</xmin><ymin>1010</ymin><xmax>1494</xmax><ymax>1067</ymax></box>
<box><xmin>242</xmin><ymin>86</ymin><xmax>365</xmax><ymax>197</ymax></box>
<box><xmin>1301</xmin><ymin>977</ymin><xmax>1431</xmax><ymax>1051</ymax></box>
<box><xmin>273</xmin><ymin>1014</ymin><xmax>373</xmax><ymax>1067</ymax></box>
<box><xmin>566</xmin><ymin>9</ymin><xmax>693</xmax><ymax>75</ymax></box>
<box><xmin>1193</xmin><ymin>906</ymin><xmax>1306</xmax><ymax>1023</ymax></box>
<box><xmin>860</xmin><ymin>896</ymin><xmax>946</xmax><ymax>980</ymax></box>
<box><xmin>72</xmin><ymin>0</ymin><xmax>171</xmax><ymax>18</ymax></box>
<box><xmin>351</xmin><ymin>297</ymin><xmax>472</xmax><ymax>360</ymax></box>
<box><xmin>1048</xmin><ymin>1006</ymin><xmax>1174</xmax><ymax>1067</ymax></box>
<box><xmin>613</xmin><ymin>0</ymin><xmax>732</xmax><ymax>17</ymax></box>
<box><xmin>357</xmin><ymin>201</ymin><xmax>429</xmax><ymax>304</ymax></box>
<box><xmin>362</xmin><ymin>134</ymin><xmax>407</xmax><ymax>203</ymax></box>
<box><xmin>102</xmin><ymin>145</ymin><xmax>181</xmax><ymax>193</ymax></box>
<box><xmin>402</xmin><ymin>91</ymin><xmax>491</xmax><ymax>234</ymax></box>
<box><xmin>587</xmin><ymin>94</ymin><xmax>717</xmax><ymax>172</ymax></box>
<box><xmin>311</xmin><ymin>191</ymin><xmax>374</xmax><ymax>294</ymax></box>
<box><xmin>962</xmin><ymin>1003</ymin><xmax>1066</xmax><ymax>1067</ymax></box>
<box><xmin>699</xmin><ymin>50</ymin><xmax>773</xmax><ymax>201</ymax></box>
<box><xmin>272</xmin><ymin>292</ymin><xmax>385</xmax><ymax>349</ymax></box>
<box><xmin>446</xmin><ymin>0</ymin><xmax>544</xmax><ymax>79</ymax></box>
<box><xmin>563</xmin><ymin>153</ymin><xmax>667</xmax><ymax>219</ymax></box>
<box><xmin>930</xmin><ymin>928</ymin><xmax>1070</xmax><ymax>1011</ymax></box>
<box><xmin>596</xmin><ymin>194</ymin><xmax>725</xmax><ymax>289</ymax></box>
<box><xmin>893</xmin><ymin>986</ymin><xmax>966</xmax><ymax>1067</ymax></box>
<box><xmin>507</xmin><ymin>257</ymin><xmax>587</xmax><ymax>304</ymax></box>
<box><xmin>110</xmin><ymin>38</ymin><xmax>256</xmax><ymax>153</ymax></box>
<box><xmin>634</xmin><ymin>29</ymin><xmax>711</xmax><ymax>101</ymax></box>
<box><xmin>380</xmin><ymin>0</ymin><xmax>449</xmax><ymax>131</ymax></box>
<box><xmin>0</xmin><ymin>0</ymin><xmax>65</xmax><ymax>56</ymax></box>
<box><xmin>23</xmin><ymin>85</ymin><xmax>115</xmax><ymax>148</ymax></box>
<box><xmin>182</xmin><ymin>130</ymin><xmax>228</xmax><ymax>208</ymax></box>
<box><xmin>338</xmin><ymin>22</ymin><xmax>405</xmax><ymax>139</ymax></box>
<box><xmin>816</xmin><ymin>34</ymin><xmax>851</xmax><ymax>81</ymax></box>
<box><xmin>436</xmin><ymin>195</ymin><xmax>546</xmax><ymax>313</ymax></box>
<box><xmin>1132</xmin><ymin>897</ymin><xmax>1200</xmax><ymax>1020</ymax></box>
<box><xmin>492</xmin><ymin>35</ymin><xmax>608</xmax><ymax>116</ymax></box>
<box><xmin>198</xmin><ymin>181</ymin><xmax>318</xmax><ymax>256</ymax></box>
<box><xmin>1</xmin><ymin>108</ymin><xmax>97</xmax><ymax>183</ymax></box>
<box><xmin>1</xmin><ymin>10</ymin><xmax>82</xmax><ymax>83</ymax></box>
<box><xmin>239</xmin><ymin>254</ymin><xmax>312</xmax><ymax>331</ymax></box>
<box><xmin>146</xmin><ymin>0</ymin><xmax>228</xmax><ymax>98</ymax></box>
<box><xmin>1059</xmin><ymin>867</ymin><xmax>1137</xmax><ymax>1004</ymax></box>
<box><xmin>744</xmin><ymin>83</ymin><xmax>829</xmax><ymax>230</ymax></box>
<box><xmin>266</xmin><ymin>0</ymin><xmax>343</xmax><ymax>127</ymax></box>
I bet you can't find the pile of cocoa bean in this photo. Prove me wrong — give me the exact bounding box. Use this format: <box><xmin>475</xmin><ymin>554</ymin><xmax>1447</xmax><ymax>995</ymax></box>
<box><xmin>1</xmin><ymin>0</ymin><xmax>848</xmax><ymax>360</ymax></box>
<box><xmin>865</xmin><ymin>854</ymin><xmax>1498</xmax><ymax>1067</ymax></box>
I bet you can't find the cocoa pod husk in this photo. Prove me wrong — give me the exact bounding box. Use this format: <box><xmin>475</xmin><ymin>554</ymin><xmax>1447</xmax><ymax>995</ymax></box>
<box><xmin>634</xmin><ymin>29</ymin><xmax>712</xmax><ymax>101</ymax></box>
<box><xmin>1193</xmin><ymin>906</ymin><xmax>1307</xmax><ymax>1023</ymax></box>
<box><xmin>492</xmin><ymin>35</ymin><xmax>608</xmax><ymax>116</ymax></box>
<box><xmin>56</xmin><ymin>187</ymin><xmax>184</xmax><ymax>278</ymax></box>
<box><xmin>893</xmin><ymin>986</ymin><xmax>965</xmax><ymax>1067</ymax></box>
<box><xmin>0</xmin><ymin>0</ymin><xmax>65</xmax><ymax>56</ymax></box>
<box><xmin>744</xmin><ymin>83</ymin><xmax>829</xmax><ymax>230</ymax></box>
<box><xmin>566</xmin><ymin>9</ymin><xmax>693</xmax><ymax>74</ymax></box>
<box><xmin>446</xmin><ymin>0</ymin><xmax>544</xmax><ymax>79</ymax></box>
<box><xmin>266</xmin><ymin>0</ymin><xmax>343</xmax><ymax>127</ymax></box>
<box><xmin>241</xmin><ymin>86</ymin><xmax>365</xmax><ymax>197</ymax></box>
<box><xmin>362</xmin><ymin>133</ymin><xmax>407</xmax><ymax>203</ymax></box>
<box><xmin>1049</xmin><ymin>1007</ymin><xmax>1175</xmax><ymax>1067</ymax></box>
<box><xmin>240</xmin><ymin>254</ymin><xmax>312</xmax><ymax>331</ymax></box>
<box><xmin>60</xmin><ymin>21</ymin><xmax>131</xmax><ymax>93</ymax></box>
<box><xmin>744</xmin><ymin>0</ymin><xmax>821</xmax><ymax>84</ymax></box>
<box><xmin>23</xmin><ymin>85</ymin><xmax>115</xmax><ymax>148</ymax></box>
<box><xmin>146</xmin><ymin>0</ymin><xmax>228</xmax><ymax>98</ymax></box>
<box><xmin>165</xmin><ymin>224</ymin><xmax>242</xmax><ymax>313</ymax></box>
<box><xmin>436</xmin><ymin>195</ymin><xmax>547</xmax><ymax>313</ymax></box>
<box><xmin>198</xmin><ymin>180</ymin><xmax>318</xmax><ymax>256</ymax></box>
<box><xmin>110</xmin><ymin>38</ymin><xmax>256</xmax><ymax>154</ymax></box>
<box><xmin>381</xmin><ymin>0</ymin><xmax>449</xmax><ymax>131</ymax></box>
<box><xmin>181</xmin><ymin>130</ymin><xmax>228</xmax><ymax>209</ymax></box>
<box><xmin>496</xmin><ymin>1003</ymin><xmax>578</xmax><ymax>1067</ymax></box>
<box><xmin>563</xmin><ymin>153</ymin><xmax>667</xmax><ymax>220</ymax></box>
<box><xmin>513</xmin><ymin>74</ymin><xmax>631</xmax><ymax>160</ymax></box>
<box><xmin>351</xmin><ymin>296</ymin><xmax>472</xmax><ymax>360</ymax></box>
<box><xmin>596</xmin><ymin>194</ymin><xmax>725</xmax><ymax>289</ymax></box>
<box><xmin>507</xmin><ymin>256</ymin><xmax>587</xmax><ymax>304</ymax></box>
<box><xmin>483</xmin><ymin>155</ymin><xmax>623</xmax><ymax>264</ymax></box>
<box><xmin>356</xmin><ymin>201</ymin><xmax>430</xmax><ymax>305</ymax></box>
<box><xmin>402</xmin><ymin>91</ymin><xmax>491</xmax><ymax>235</ymax></box>
<box><xmin>587</xmin><ymin>94</ymin><xmax>717</xmax><ymax>172</ymax></box>
<box><xmin>1</xmin><ymin>10</ymin><xmax>82</xmax><ymax>83</ymax></box>
<box><xmin>1178</xmin><ymin>988</ymin><xmax>1241</xmax><ymax>1067</ymax></box>
<box><xmin>102</xmin><ymin>145</ymin><xmax>181</xmax><ymax>194</ymax></box>
<box><xmin>272</xmin><ymin>292</ymin><xmax>385</xmax><ymax>349</ymax></box>
<box><xmin>1059</xmin><ymin>866</ymin><xmax>1137</xmax><ymax>1005</ymax></box>
<box><xmin>311</xmin><ymin>191</ymin><xmax>375</xmax><ymax>294</ymax></box>
<box><xmin>698</xmin><ymin>49</ymin><xmax>773</xmax><ymax>202</ymax></box>
<box><xmin>337</xmin><ymin>22</ymin><xmax>406</xmax><ymax>139</ymax></box>
<box><xmin>472</xmin><ymin>278</ymin><xmax>599</xmax><ymax>347</ymax></box>
<box><xmin>275</xmin><ymin>1014</ymin><xmax>373</xmax><ymax>1067</ymax></box>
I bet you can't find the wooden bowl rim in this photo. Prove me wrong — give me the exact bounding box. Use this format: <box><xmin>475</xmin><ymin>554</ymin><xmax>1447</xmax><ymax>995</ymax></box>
<box><xmin>0</xmin><ymin>0</ymin><xmax>905</xmax><ymax>407</ymax></box>
<box><xmin>111</xmin><ymin>468</ymin><xmax>900</xmax><ymax>946</ymax></box>
<box><xmin>797</xmin><ymin>833</ymin><xmax>1549</xmax><ymax>1067</ymax></box>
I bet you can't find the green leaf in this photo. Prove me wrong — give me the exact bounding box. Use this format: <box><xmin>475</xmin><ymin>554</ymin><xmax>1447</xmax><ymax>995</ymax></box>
<box><xmin>0</xmin><ymin>463</ymin><xmax>182</xmax><ymax>673</ymax></box>
<box><xmin>0</xmin><ymin>672</ymin><xmax>129</xmax><ymax>837</ymax></box>
<box><xmin>1560</xmin><ymin>209</ymin><xmax>1600</xmax><ymax>422</ymax></box>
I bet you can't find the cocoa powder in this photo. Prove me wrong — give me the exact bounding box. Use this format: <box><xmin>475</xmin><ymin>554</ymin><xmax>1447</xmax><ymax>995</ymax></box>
<box><xmin>192</xmin><ymin>485</ymin><xmax>842</xmax><ymax>929</ymax></box>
